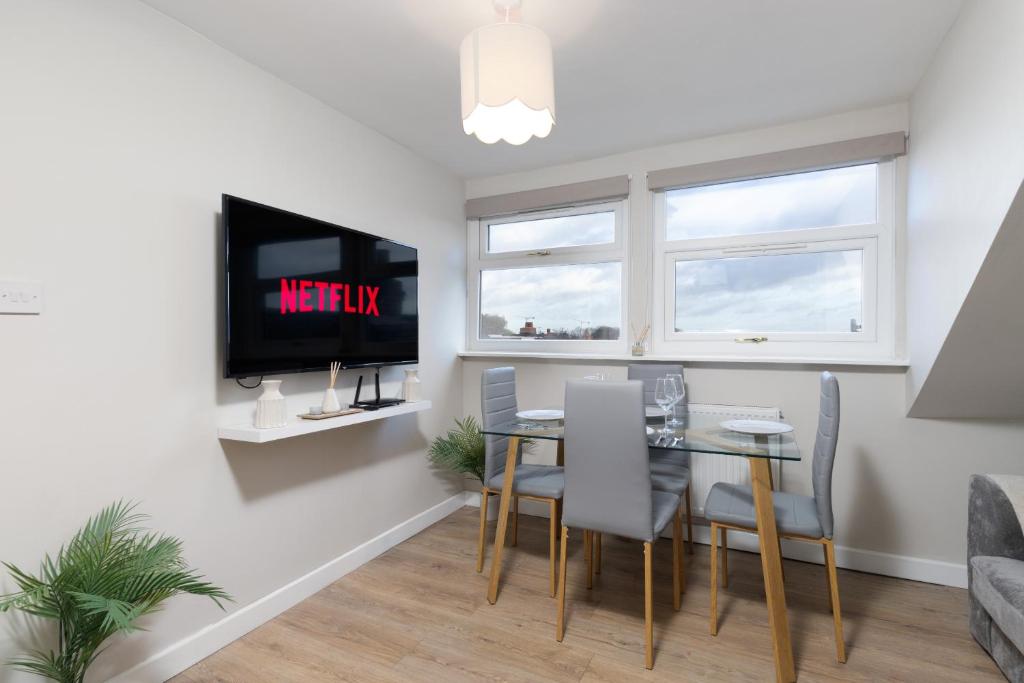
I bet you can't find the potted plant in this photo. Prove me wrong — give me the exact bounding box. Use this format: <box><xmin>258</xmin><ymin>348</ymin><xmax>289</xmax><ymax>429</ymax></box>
<box><xmin>0</xmin><ymin>501</ymin><xmax>229</xmax><ymax>683</ymax></box>
<box><xmin>428</xmin><ymin>416</ymin><xmax>486</xmax><ymax>483</ymax></box>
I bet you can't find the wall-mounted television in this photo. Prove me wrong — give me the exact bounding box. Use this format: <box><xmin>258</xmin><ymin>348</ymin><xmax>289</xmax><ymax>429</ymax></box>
<box><xmin>223</xmin><ymin>195</ymin><xmax>418</xmax><ymax>378</ymax></box>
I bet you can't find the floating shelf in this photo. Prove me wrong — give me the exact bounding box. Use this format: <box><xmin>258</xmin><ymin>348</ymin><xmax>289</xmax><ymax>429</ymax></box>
<box><xmin>218</xmin><ymin>400</ymin><xmax>432</xmax><ymax>444</ymax></box>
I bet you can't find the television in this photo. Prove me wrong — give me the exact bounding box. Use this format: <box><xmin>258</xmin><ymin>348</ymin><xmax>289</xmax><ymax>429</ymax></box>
<box><xmin>223</xmin><ymin>195</ymin><xmax>418</xmax><ymax>378</ymax></box>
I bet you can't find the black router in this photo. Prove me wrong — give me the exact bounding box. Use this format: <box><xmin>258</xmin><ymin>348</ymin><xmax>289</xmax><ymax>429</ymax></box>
<box><xmin>350</xmin><ymin>367</ymin><xmax>404</xmax><ymax>411</ymax></box>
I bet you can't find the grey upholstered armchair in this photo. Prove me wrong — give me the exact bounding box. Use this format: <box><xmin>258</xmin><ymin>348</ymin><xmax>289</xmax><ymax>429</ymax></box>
<box><xmin>969</xmin><ymin>474</ymin><xmax>1024</xmax><ymax>681</ymax></box>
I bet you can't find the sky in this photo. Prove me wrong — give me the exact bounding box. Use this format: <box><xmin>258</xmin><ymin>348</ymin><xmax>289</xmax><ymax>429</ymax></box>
<box><xmin>479</xmin><ymin>164</ymin><xmax>874</xmax><ymax>337</ymax></box>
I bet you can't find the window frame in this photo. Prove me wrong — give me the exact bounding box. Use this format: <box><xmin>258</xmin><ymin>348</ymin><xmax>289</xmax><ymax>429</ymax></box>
<box><xmin>467</xmin><ymin>200</ymin><xmax>630</xmax><ymax>354</ymax></box>
<box><xmin>651</xmin><ymin>160</ymin><xmax>896</xmax><ymax>360</ymax></box>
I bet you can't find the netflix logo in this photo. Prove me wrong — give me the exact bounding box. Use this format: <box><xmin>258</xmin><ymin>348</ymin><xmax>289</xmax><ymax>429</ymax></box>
<box><xmin>279</xmin><ymin>279</ymin><xmax>380</xmax><ymax>317</ymax></box>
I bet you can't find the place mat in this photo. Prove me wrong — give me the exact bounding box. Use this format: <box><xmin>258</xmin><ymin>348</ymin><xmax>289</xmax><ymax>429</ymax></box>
<box><xmin>683</xmin><ymin>428</ymin><xmax>769</xmax><ymax>456</ymax></box>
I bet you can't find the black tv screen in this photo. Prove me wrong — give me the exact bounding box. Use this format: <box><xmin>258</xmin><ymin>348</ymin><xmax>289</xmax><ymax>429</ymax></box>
<box><xmin>224</xmin><ymin>195</ymin><xmax>418</xmax><ymax>378</ymax></box>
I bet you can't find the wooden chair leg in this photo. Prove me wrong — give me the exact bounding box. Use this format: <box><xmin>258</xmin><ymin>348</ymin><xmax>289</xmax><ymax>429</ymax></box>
<box><xmin>685</xmin><ymin>484</ymin><xmax>694</xmax><ymax>555</ymax></box>
<box><xmin>511</xmin><ymin>495</ymin><xmax>519</xmax><ymax>547</ymax></box>
<box><xmin>721</xmin><ymin>527</ymin><xmax>729</xmax><ymax>588</ymax></box>
<box><xmin>548</xmin><ymin>499</ymin><xmax>558</xmax><ymax>597</ymax></box>
<box><xmin>644</xmin><ymin>541</ymin><xmax>654</xmax><ymax>670</ymax></box>
<box><xmin>672</xmin><ymin>505</ymin><xmax>682</xmax><ymax>610</ymax></box>
<box><xmin>584</xmin><ymin>530</ymin><xmax>593</xmax><ymax>589</ymax></box>
<box><xmin>476</xmin><ymin>489</ymin><xmax>489</xmax><ymax>573</ymax></box>
<box><xmin>710</xmin><ymin>522</ymin><xmax>719</xmax><ymax>636</ymax></box>
<box><xmin>595</xmin><ymin>533</ymin><xmax>602</xmax><ymax>575</ymax></box>
<box><xmin>556</xmin><ymin>526</ymin><xmax>569</xmax><ymax>642</ymax></box>
<box><xmin>825</xmin><ymin>540</ymin><xmax>847</xmax><ymax>663</ymax></box>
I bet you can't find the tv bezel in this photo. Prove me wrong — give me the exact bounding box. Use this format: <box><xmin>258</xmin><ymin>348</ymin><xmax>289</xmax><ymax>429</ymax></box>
<box><xmin>222</xmin><ymin>194</ymin><xmax>419</xmax><ymax>379</ymax></box>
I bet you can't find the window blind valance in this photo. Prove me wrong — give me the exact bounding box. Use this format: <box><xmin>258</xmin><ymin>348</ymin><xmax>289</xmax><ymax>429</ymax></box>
<box><xmin>465</xmin><ymin>175</ymin><xmax>630</xmax><ymax>219</ymax></box>
<box><xmin>647</xmin><ymin>132</ymin><xmax>906</xmax><ymax>192</ymax></box>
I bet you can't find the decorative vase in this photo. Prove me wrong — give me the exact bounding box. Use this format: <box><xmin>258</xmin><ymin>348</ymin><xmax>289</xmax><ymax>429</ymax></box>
<box><xmin>254</xmin><ymin>380</ymin><xmax>287</xmax><ymax>429</ymax></box>
<box><xmin>402</xmin><ymin>368</ymin><xmax>421</xmax><ymax>403</ymax></box>
<box><xmin>321</xmin><ymin>387</ymin><xmax>341</xmax><ymax>413</ymax></box>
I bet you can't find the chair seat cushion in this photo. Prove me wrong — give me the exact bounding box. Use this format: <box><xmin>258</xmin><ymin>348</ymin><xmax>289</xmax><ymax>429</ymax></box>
<box><xmin>704</xmin><ymin>483</ymin><xmax>823</xmax><ymax>538</ymax></box>
<box><xmin>651</xmin><ymin>468</ymin><xmax>690</xmax><ymax>496</ymax></box>
<box><xmin>972</xmin><ymin>556</ymin><xmax>1024</xmax><ymax>654</ymax></box>
<box><xmin>652</xmin><ymin>491</ymin><xmax>680</xmax><ymax>538</ymax></box>
<box><xmin>488</xmin><ymin>464</ymin><xmax>564</xmax><ymax>499</ymax></box>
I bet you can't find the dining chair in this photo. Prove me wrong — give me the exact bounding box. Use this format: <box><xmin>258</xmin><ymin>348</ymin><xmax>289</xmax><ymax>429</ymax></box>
<box><xmin>628</xmin><ymin>363</ymin><xmax>694</xmax><ymax>555</ymax></box>
<box><xmin>704</xmin><ymin>371</ymin><xmax>845</xmax><ymax>663</ymax></box>
<box><xmin>556</xmin><ymin>379</ymin><xmax>684</xmax><ymax>670</ymax></box>
<box><xmin>478</xmin><ymin>367</ymin><xmax>565</xmax><ymax>597</ymax></box>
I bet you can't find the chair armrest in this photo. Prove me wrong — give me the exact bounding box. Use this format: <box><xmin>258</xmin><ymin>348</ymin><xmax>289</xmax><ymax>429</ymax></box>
<box><xmin>969</xmin><ymin>474</ymin><xmax>1024</xmax><ymax>565</ymax></box>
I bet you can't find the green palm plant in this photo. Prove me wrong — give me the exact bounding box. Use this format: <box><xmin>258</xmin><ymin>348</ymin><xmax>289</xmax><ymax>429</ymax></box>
<box><xmin>0</xmin><ymin>501</ymin><xmax>230</xmax><ymax>683</ymax></box>
<box><xmin>428</xmin><ymin>416</ymin><xmax>487</xmax><ymax>483</ymax></box>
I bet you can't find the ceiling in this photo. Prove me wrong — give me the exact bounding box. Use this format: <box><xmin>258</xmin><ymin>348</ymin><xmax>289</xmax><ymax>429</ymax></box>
<box><xmin>141</xmin><ymin>0</ymin><xmax>962</xmax><ymax>179</ymax></box>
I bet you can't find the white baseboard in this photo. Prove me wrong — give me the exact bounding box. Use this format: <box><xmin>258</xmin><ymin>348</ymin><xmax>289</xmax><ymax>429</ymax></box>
<box><xmin>109</xmin><ymin>491</ymin><xmax>472</xmax><ymax>683</ymax></box>
<box><xmin>464</xmin><ymin>491</ymin><xmax>968</xmax><ymax>588</ymax></box>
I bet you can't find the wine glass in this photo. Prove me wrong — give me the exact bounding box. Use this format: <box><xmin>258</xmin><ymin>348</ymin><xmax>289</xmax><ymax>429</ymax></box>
<box><xmin>666</xmin><ymin>373</ymin><xmax>685</xmax><ymax>426</ymax></box>
<box><xmin>654</xmin><ymin>378</ymin><xmax>678</xmax><ymax>434</ymax></box>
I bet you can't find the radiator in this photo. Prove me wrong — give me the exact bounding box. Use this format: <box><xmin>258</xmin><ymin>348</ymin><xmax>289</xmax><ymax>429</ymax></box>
<box><xmin>686</xmin><ymin>403</ymin><xmax>783</xmax><ymax>518</ymax></box>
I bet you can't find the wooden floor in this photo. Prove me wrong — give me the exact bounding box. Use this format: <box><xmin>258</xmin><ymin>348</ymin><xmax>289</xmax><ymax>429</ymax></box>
<box><xmin>172</xmin><ymin>507</ymin><xmax>1001</xmax><ymax>682</ymax></box>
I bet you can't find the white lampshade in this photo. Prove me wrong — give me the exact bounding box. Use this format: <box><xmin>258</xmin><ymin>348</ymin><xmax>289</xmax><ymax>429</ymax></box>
<box><xmin>460</xmin><ymin>21</ymin><xmax>555</xmax><ymax>145</ymax></box>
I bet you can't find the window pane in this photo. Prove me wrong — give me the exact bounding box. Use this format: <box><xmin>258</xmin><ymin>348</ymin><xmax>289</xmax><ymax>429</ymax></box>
<box><xmin>666</xmin><ymin>164</ymin><xmax>876</xmax><ymax>240</ymax></box>
<box><xmin>674</xmin><ymin>250</ymin><xmax>863</xmax><ymax>334</ymax></box>
<box><xmin>480</xmin><ymin>262</ymin><xmax>621</xmax><ymax>340</ymax></box>
<box><xmin>487</xmin><ymin>211</ymin><xmax>615</xmax><ymax>253</ymax></box>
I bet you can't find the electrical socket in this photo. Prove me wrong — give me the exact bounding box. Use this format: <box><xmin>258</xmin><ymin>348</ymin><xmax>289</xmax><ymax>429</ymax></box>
<box><xmin>0</xmin><ymin>281</ymin><xmax>43</xmax><ymax>314</ymax></box>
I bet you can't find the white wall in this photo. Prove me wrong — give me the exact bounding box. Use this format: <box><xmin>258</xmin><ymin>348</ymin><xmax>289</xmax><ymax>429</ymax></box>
<box><xmin>463</xmin><ymin>104</ymin><xmax>1024</xmax><ymax>583</ymax></box>
<box><xmin>906</xmin><ymin>0</ymin><xmax>1024</xmax><ymax>411</ymax></box>
<box><xmin>0</xmin><ymin>1</ymin><xmax>465</xmax><ymax>681</ymax></box>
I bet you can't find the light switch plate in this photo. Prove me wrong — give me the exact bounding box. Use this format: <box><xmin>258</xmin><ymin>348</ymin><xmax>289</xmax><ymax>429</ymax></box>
<box><xmin>0</xmin><ymin>281</ymin><xmax>43</xmax><ymax>314</ymax></box>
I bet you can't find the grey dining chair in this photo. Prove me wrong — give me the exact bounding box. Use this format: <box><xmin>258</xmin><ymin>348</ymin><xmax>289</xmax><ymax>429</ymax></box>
<box><xmin>556</xmin><ymin>379</ymin><xmax>684</xmax><ymax>670</ymax></box>
<box><xmin>478</xmin><ymin>367</ymin><xmax>565</xmax><ymax>597</ymax></box>
<box><xmin>628</xmin><ymin>363</ymin><xmax>694</xmax><ymax>555</ymax></box>
<box><xmin>704</xmin><ymin>371</ymin><xmax>845</xmax><ymax>663</ymax></box>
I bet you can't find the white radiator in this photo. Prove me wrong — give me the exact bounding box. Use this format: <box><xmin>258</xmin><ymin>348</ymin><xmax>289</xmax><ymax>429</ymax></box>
<box><xmin>686</xmin><ymin>403</ymin><xmax>783</xmax><ymax>518</ymax></box>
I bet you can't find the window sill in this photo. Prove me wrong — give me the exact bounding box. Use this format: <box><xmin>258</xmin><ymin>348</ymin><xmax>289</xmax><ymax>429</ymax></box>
<box><xmin>458</xmin><ymin>350</ymin><xmax>909</xmax><ymax>369</ymax></box>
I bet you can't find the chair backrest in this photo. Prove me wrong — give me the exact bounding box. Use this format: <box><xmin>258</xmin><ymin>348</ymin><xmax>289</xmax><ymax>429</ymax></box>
<box><xmin>561</xmin><ymin>379</ymin><xmax>656</xmax><ymax>541</ymax></box>
<box><xmin>812</xmin><ymin>371</ymin><xmax>841</xmax><ymax>538</ymax></box>
<box><xmin>481</xmin><ymin>367</ymin><xmax>520</xmax><ymax>483</ymax></box>
<box><xmin>627</xmin><ymin>363</ymin><xmax>687</xmax><ymax>408</ymax></box>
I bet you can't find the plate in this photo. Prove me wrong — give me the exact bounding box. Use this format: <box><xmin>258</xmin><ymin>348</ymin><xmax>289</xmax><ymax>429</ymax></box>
<box><xmin>646</xmin><ymin>426</ymin><xmax>655</xmax><ymax>435</ymax></box>
<box><xmin>516</xmin><ymin>409</ymin><xmax>564</xmax><ymax>421</ymax></box>
<box><xmin>720</xmin><ymin>419</ymin><xmax>793</xmax><ymax>435</ymax></box>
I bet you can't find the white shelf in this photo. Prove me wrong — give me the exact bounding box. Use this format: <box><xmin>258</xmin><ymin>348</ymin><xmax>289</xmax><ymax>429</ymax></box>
<box><xmin>218</xmin><ymin>400</ymin><xmax>432</xmax><ymax>444</ymax></box>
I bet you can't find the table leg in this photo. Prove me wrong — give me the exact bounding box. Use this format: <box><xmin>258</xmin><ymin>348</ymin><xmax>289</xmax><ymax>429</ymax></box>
<box><xmin>749</xmin><ymin>457</ymin><xmax>795</xmax><ymax>683</ymax></box>
<box><xmin>487</xmin><ymin>436</ymin><xmax>521</xmax><ymax>604</ymax></box>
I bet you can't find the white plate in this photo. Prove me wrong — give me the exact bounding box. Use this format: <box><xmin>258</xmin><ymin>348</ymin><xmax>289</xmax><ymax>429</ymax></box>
<box><xmin>720</xmin><ymin>419</ymin><xmax>793</xmax><ymax>435</ymax></box>
<box><xmin>646</xmin><ymin>426</ymin><xmax>655</xmax><ymax>435</ymax></box>
<box><xmin>645</xmin><ymin>406</ymin><xmax>668</xmax><ymax>418</ymax></box>
<box><xmin>516</xmin><ymin>409</ymin><xmax>564</xmax><ymax>421</ymax></box>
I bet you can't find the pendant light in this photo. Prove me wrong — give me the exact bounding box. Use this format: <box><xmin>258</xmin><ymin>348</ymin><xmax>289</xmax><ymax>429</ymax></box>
<box><xmin>460</xmin><ymin>0</ymin><xmax>556</xmax><ymax>145</ymax></box>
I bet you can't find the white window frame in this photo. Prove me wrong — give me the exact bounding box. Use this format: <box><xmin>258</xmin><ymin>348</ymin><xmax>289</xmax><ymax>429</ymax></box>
<box><xmin>467</xmin><ymin>200</ymin><xmax>629</xmax><ymax>354</ymax></box>
<box><xmin>652</xmin><ymin>160</ymin><xmax>896</xmax><ymax>360</ymax></box>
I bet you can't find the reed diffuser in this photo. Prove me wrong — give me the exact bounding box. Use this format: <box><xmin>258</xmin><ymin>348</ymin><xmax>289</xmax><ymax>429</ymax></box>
<box><xmin>322</xmin><ymin>361</ymin><xmax>342</xmax><ymax>413</ymax></box>
<box><xmin>631</xmin><ymin>323</ymin><xmax>650</xmax><ymax>356</ymax></box>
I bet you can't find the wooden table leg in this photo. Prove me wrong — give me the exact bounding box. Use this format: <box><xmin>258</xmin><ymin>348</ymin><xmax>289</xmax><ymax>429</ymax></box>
<box><xmin>487</xmin><ymin>436</ymin><xmax>521</xmax><ymax>604</ymax></box>
<box><xmin>749</xmin><ymin>457</ymin><xmax>795</xmax><ymax>683</ymax></box>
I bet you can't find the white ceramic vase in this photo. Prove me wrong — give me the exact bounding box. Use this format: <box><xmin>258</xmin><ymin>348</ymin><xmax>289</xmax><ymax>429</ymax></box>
<box><xmin>254</xmin><ymin>380</ymin><xmax>287</xmax><ymax>429</ymax></box>
<box><xmin>401</xmin><ymin>368</ymin><xmax>421</xmax><ymax>403</ymax></box>
<box><xmin>321</xmin><ymin>388</ymin><xmax>341</xmax><ymax>413</ymax></box>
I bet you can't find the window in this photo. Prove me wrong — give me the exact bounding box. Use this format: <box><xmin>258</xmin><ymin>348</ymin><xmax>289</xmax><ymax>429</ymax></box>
<box><xmin>654</xmin><ymin>162</ymin><xmax>895</xmax><ymax>358</ymax></box>
<box><xmin>468</xmin><ymin>201</ymin><xmax>627</xmax><ymax>350</ymax></box>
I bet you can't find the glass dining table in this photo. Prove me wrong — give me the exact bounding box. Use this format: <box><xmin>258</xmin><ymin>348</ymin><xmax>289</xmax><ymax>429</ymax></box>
<box><xmin>482</xmin><ymin>409</ymin><xmax>802</xmax><ymax>683</ymax></box>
